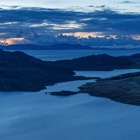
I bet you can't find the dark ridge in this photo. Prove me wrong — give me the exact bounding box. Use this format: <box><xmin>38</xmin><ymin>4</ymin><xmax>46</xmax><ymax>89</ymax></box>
<box><xmin>0</xmin><ymin>49</ymin><xmax>90</xmax><ymax>91</ymax></box>
<box><xmin>54</xmin><ymin>53</ymin><xmax>140</xmax><ymax>71</ymax></box>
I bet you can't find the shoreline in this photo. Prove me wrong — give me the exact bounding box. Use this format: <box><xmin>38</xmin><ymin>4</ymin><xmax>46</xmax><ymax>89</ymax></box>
<box><xmin>50</xmin><ymin>72</ymin><xmax>140</xmax><ymax>106</ymax></box>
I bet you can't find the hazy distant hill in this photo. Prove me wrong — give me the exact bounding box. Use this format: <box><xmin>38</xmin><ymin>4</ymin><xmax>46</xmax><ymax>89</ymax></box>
<box><xmin>0</xmin><ymin>43</ymin><xmax>93</xmax><ymax>50</ymax></box>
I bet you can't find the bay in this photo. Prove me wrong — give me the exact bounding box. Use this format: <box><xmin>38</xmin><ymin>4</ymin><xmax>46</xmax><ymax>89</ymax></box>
<box><xmin>20</xmin><ymin>49</ymin><xmax>140</xmax><ymax>61</ymax></box>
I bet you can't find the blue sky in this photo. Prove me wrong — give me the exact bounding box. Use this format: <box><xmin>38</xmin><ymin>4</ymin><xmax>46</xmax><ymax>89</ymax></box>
<box><xmin>0</xmin><ymin>0</ymin><xmax>140</xmax><ymax>44</ymax></box>
<box><xmin>1</xmin><ymin>0</ymin><xmax>140</xmax><ymax>12</ymax></box>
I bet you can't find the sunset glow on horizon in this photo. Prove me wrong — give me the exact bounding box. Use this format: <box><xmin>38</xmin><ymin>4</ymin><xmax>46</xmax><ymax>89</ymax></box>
<box><xmin>132</xmin><ymin>35</ymin><xmax>140</xmax><ymax>40</ymax></box>
<box><xmin>0</xmin><ymin>38</ymin><xmax>27</xmax><ymax>45</ymax></box>
<box><xmin>0</xmin><ymin>0</ymin><xmax>139</xmax><ymax>46</ymax></box>
<box><xmin>62</xmin><ymin>32</ymin><xmax>103</xmax><ymax>38</ymax></box>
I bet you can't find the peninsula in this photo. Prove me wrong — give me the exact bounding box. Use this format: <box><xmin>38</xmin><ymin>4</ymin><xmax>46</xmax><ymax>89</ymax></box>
<box><xmin>0</xmin><ymin>49</ymin><xmax>89</xmax><ymax>91</ymax></box>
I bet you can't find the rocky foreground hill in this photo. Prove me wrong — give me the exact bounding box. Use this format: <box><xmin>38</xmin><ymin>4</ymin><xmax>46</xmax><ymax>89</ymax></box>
<box><xmin>79</xmin><ymin>72</ymin><xmax>140</xmax><ymax>105</ymax></box>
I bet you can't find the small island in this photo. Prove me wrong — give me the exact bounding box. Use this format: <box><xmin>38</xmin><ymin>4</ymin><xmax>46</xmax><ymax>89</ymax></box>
<box><xmin>48</xmin><ymin>90</ymin><xmax>78</xmax><ymax>96</ymax></box>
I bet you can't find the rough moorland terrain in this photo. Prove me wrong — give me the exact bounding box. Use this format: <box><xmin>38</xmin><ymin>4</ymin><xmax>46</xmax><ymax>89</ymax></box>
<box><xmin>79</xmin><ymin>72</ymin><xmax>140</xmax><ymax>105</ymax></box>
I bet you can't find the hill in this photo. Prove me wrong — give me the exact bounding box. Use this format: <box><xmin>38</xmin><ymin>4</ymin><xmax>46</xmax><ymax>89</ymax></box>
<box><xmin>1</xmin><ymin>50</ymin><xmax>140</xmax><ymax>93</ymax></box>
<box><xmin>0</xmin><ymin>49</ymin><xmax>88</xmax><ymax>91</ymax></box>
<box><xmin>0</xmin><ymin>43</ymin><xmax>93</xmax><ymax>50</ymax></box>
<box><xmin>54</xmin><ymin>53</ymin><xmax>140</xmax><ymax>70</ymax></box>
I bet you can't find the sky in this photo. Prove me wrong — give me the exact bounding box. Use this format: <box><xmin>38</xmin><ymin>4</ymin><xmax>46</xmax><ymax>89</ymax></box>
<box><xmin>0</xmin><ymin>0</ymin><xmax>140</xmax><ymax>12</ymax></box>
<box><xmin>0</xmin><ymin>0</ymin><xmax>140</xmax><ymax>45</ymax></box>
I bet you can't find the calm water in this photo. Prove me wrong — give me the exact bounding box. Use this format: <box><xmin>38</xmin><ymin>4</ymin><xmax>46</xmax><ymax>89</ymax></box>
<box><xmin>20</xmin><ymin>49</ymin><xmax>140</xmax><ymax>61</ymax></box>
<box><xmin>1</xmin><ymin>50</ymin><xmax>140</xmax><ymax>140</ymax></box>
<box><xmin>0</xmin><ymin>70</ymin><xmax>140</xmax><ymax>140</ymax></box>
<box><xmin>75</xmin><ymin>69</ymin><xmax>140</xmax><ymax>78</ymax></box>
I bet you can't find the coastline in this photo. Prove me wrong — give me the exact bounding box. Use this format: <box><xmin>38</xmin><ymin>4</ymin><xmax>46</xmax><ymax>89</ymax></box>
<box><xmin>79</xmin><ymin>72</ymin><xmax>140</xmax><ymax>106</ymax></box>
<box><xmin>49</xmin><ymin>72</ymin><xmax>140</xmax><ymax>106</ymax></box>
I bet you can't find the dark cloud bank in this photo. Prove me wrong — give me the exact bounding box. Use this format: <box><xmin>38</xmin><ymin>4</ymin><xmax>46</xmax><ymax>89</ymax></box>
<box><xmin>0</xmin><ymin>7</ymin><xmax>139</xmax><ymax>46</ymax></box>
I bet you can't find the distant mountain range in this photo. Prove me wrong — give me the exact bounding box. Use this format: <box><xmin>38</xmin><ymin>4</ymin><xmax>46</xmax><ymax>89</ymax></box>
<box><xmin>0</xmin><ymin>43</ymin><xmax>93</xmax><ymax>50</ymax></box>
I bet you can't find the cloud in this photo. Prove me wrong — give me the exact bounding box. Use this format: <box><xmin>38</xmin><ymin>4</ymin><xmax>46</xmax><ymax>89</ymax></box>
<box><xmin>121</xmin><ymin>0</ymin><xmax>136</xmax><ymax>4</ymax></box>
<box><xmin>5</xmin><ymin>38</ymin><xmax>32</xmax><ymax>45</ymax></box>
<box><xmin>0</xmin><ymin>7</ymin><xmax>139</xmax><ymax>40</ymax></box>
